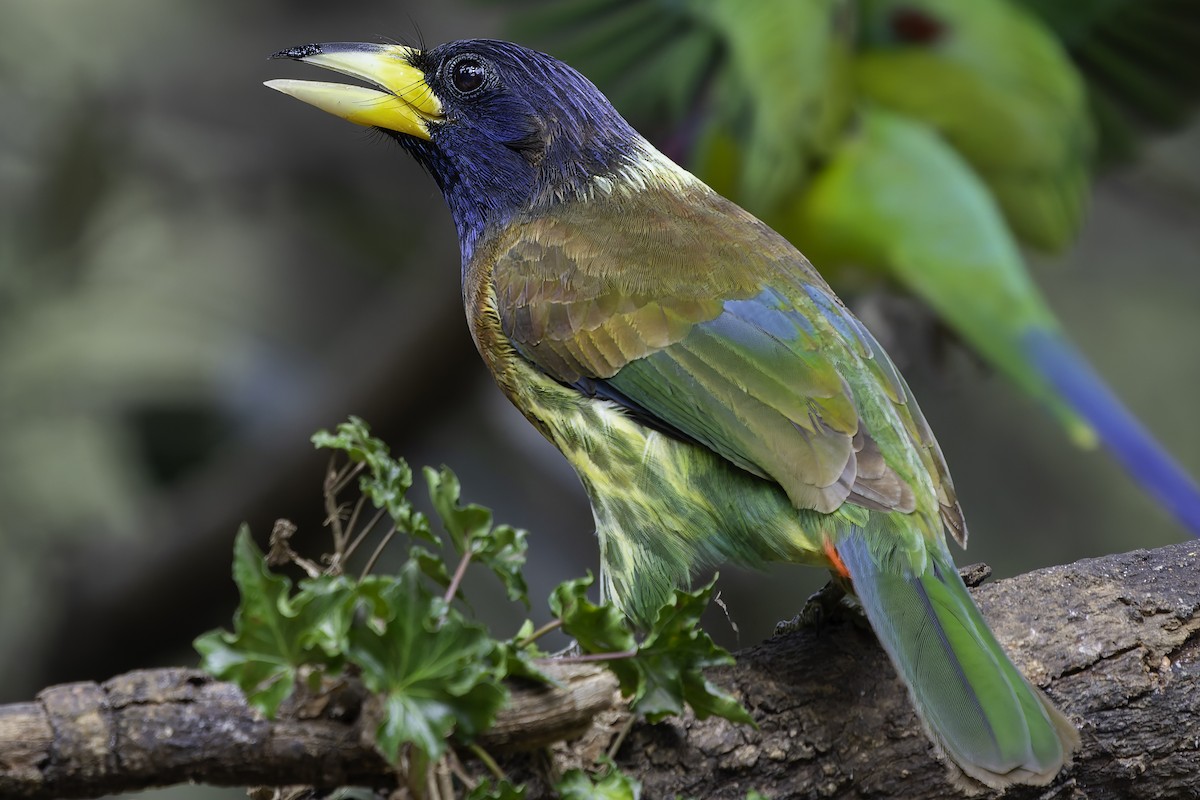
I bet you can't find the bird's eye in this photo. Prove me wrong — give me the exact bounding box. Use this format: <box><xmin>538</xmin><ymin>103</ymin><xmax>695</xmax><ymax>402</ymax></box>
<box><xmin>448</xmin><ymin>55</ymin><xmax>488</xmax><ymax>97</ymax></box>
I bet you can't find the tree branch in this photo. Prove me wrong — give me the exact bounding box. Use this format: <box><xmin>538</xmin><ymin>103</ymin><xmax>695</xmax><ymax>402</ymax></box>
<box><xmin>3</xmin><ymin>543</ymin><xmax>1197</xmax><ymax>799</ymax></box>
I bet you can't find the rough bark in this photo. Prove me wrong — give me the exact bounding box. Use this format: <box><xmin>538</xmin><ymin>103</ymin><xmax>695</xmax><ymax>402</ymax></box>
<box><xmin>2</xmin><ymin>543</ymin><xmax>1197</xmax><ymax>800</ymax></box>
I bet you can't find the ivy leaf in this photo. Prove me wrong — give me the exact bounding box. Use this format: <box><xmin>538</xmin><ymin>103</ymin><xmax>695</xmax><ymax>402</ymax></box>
<box><xmin>194</xmin><ymin>527</ymin><xmax>354</xmax><ymax>716</ymax></box>
<box><xmin>349</xmin><ymin>564</ymin><xmax>508</xmax><ymax>762</ymax></box>
<box><xmin>312</xmin><ymin>417</ymin><xmax>431</xmax><ymax>542</ymax></box>
<box><xmin>550</xmin><ymin>575</ymin><xmax>646</xmax><ymax>708</ymax></box>
<box><xmin>474</xmin><ymin>523</ymin><xmax>529</xmax><ymax>605</ymax></box>
<box><xmin>425</xmin><ymin>465</ymin><xmax>489</xmax><ymax>552</ymax></box>
<box><xmin>550</xmin><ymin>574</ymin><xmax>636</xmax><ymax>656</ymax></box>
<box><xmin>466</xmin><ymin>780</ymin><xmax>527</xmax><ymax>800</ymax></box>
<box><xmin>633</xmin><ymin>578</ymin><xmax>752</xmax><ymax>725</ymax></box>
<box><xmin>426</xmin><ymin>466</ymin><xmax>530</xmax><ymax>605</ymax></box>
<box><xmin>494</xmin><ymin>621</ymin><xmax>551</xmax><ymax>686</ymax></box>
<box><xmin>550</xmin><ymin>575</ymin><xmax>750</xmax><ymax>726</ymax></box>
<box><xmin>410</xmin><ymin>543</ymin><xmax>452</xmax><ymax>590</ymax></box>
<box><xmin>556</xmin><ymin>761</ymin><xmax>641</xmax><ymax>800</ymax></box>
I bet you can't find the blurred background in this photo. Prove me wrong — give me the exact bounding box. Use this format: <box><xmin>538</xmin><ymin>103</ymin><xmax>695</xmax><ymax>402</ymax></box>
<box><xmin>1</xmin><ymin>2</ymin><xmax>1197</xmax><ymax>798</ymax></box>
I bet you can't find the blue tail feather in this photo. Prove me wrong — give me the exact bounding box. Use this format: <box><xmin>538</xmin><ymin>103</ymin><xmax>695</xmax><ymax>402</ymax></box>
<box><xmin>1024</xmin><ymin>328</ymin><xmax>1200</xmax><ymax>537</ymax></box>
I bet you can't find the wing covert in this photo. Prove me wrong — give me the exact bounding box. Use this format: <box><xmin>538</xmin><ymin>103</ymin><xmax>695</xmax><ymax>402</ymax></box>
<box><xmin>488</xmin><ymin>187</ymin><xmax>961</xmax><ymax>528</ymax></box>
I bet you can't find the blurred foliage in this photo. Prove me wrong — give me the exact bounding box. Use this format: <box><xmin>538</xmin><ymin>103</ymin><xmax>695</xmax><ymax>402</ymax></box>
<box><xmin>0</xmin><ymin>0</ymin><xmax>485</xmax><ymax>673</ymax></box>
<box><xmin>556</xmin><ymin>762</ymin><xmax>641</xmax><ymax>800</ymax></box>
<box><xmin>483</xmin><ymin>0</ymin><xmax>1098</xmax><ymax>247</ymax></box>
<box><xmin>1013</xmin><ymin>0</ymin><xmax>1200</xmax><ymax>163</ymax></box>
<box><xmin>0</xmin><ymin>2</ymin><xmax>287</xmax><ymax>700</ymax></box>
<box><xmin>488</xmin><ymin>0</ymin><xmax>1200</xmax><ymax>237</ymax></box>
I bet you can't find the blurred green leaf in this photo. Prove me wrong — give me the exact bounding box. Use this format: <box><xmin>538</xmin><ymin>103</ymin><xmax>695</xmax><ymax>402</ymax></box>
<box><xmin>556</xmin><ymin>760</ymin><xmax>641</xmax><ymax>800</ymax></box>
<box><xmin>1015</xmin><ymin>0</ymin><xmax>1200</xmax><ymax>161</ymax></box>
<box><xmin>313</xmin><ymin>417</ymin><xmax>431</xmax><ymax>541</ymax></box>
<box><xmin>194</xmin><ymin>527</ymin><xmax>354</xmax><ymax>716</ymax></box>
<box><xmin>494</xmin><ymin>619</ymin><xmax>551</xmax><ymax>685</ymax></box>
<box><xmin>410</xmin><ymin>543</ymin><xmax>453</xmax><ymax>589</ymax></box>
<box><xmin>351</xmin><ymin>563</ymin><xmax>508</xmax><ymax>762</ymax></box>
<box><xmin>551</xmin><ymin>574</ymin><xmax>750</xmax><ymax>724</ymax></box>
<box><xmin>632</xmin><ymin>578</ymin><xmax>751</xmax><ymax>725</ymax></box>
<box><xmin>467</xmin><ymin>779</ymin><xmax>528</xmax><ymax>800</ymax></box>
<box><xmin>427</xmin><ymin>465</ymin><xmax>530</xmax><ymax>605</ymax></box>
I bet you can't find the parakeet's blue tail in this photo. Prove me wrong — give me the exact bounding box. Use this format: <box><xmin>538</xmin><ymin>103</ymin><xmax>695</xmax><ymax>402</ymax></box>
<box><xmin>1024</xmin><ymin>328</ymin><xmax>1200</xmax><ymax>537</ymax></box>
<box><xmin>837</xmin><ymin>529</ymin><xmax>1079</xmax><ymax>789</ymax></box>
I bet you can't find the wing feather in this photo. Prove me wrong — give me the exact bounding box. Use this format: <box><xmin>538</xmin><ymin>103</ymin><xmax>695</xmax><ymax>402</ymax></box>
<box><xmin>490</xmin><ymin>187</ymin><xmax>960</xmax><ymax>530</ymax></box>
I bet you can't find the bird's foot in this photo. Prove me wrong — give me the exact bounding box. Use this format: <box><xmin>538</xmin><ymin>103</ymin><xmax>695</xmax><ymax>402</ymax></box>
<box><xmin>549</xmin><ymin>640</ymin><xmax>582</xmax><ymax>659</ymax></box>
<box><xmin>774</xmin><ymin>578</ymin><xmax>859</xmax><ymax>635</ymax></box>
<box><xmin>958</xmin><ymin>562</ymin><xmax>992</xmax><ymax>588</ymax></box>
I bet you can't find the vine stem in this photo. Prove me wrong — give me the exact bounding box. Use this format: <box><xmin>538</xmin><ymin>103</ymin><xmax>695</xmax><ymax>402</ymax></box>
<box><xmin>606</xmin><ymin>713</ymin><xmax>638</xmax><ymax>761</ymax></box>
<box><xmin>468</xmin><ymin>742</ymin><xmax>507</xmax><ymax>782</ymax></box>
<box><xmin>344</xmin><ymin>505</ymin><xmax>387</xmax><ymax>565</ymax></box>
<box><xmin>323</xmin><ymin>457</ymin><xmax>365</xmax><ymax>551</ymax></box>
<box><xmin>444</xmin><ymin>550</ymin><xmax>474</xmax><ymax>604</ymax></box>
<box><xmin>359</xmin><ymin>522</ymin><xmax>399</xmax><ymax>579</ymax></box>
<box><xmin>436</xmin><ymin>758</ymin><xmax>454</xmax><ymax>800</ymax></box>
<box><xmin>447</xmin><ymin>750</ymin><xmax>478</xmax><ymax>792</ymax></box>
<box><xmin>539</xmin><ymin>649</ymin><xmax>638</xmax><ymax>664</ymax></box>
<box><xmin>517</xmin><ymin>618</ymin><xmax>563</xmax><ymax>648</ymax></box>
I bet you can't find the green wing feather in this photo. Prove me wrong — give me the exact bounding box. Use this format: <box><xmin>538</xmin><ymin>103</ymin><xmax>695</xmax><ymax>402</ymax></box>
<box><xmin>491</xmin><ymin>185</ymin><xmax>962</xmax><ymax>536</ymax></box>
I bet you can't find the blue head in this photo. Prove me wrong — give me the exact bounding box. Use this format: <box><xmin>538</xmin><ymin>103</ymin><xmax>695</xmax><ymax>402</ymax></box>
<box><xmin>268</xmin><ymin>39</ymin><xmax>646</xmax><ymax>261</ymax></box>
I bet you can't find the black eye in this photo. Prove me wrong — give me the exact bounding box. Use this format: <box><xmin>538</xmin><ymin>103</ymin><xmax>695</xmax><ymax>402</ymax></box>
<box><xmin>448</xmin><ymin>55</ymin><xmax>488</xmax><ymax>96</ymax></box>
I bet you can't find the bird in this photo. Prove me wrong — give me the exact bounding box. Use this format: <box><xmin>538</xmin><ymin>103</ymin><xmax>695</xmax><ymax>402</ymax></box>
<box><xmin>266</xmin><ymin>38</ymin><xmax>1080</xmax><ymax>789</ymax></box>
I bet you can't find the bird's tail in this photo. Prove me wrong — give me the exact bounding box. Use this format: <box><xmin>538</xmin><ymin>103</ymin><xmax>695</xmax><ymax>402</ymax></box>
<box><xmin>836</xmin><ymin>530</ymin><xmax>1079</xmax><ymax>789</ymax></box>
<box><xmin>1023</xmin><ymin>328</ymin><xmax>1200</xmax><ymax>537</ymax></box>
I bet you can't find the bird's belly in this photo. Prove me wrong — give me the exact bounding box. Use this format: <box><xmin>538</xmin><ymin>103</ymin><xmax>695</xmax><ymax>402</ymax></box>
<box><xmin>503</xmin><ymin>358</ymin><xmax>830</xmax><ymax>623</ymax></box>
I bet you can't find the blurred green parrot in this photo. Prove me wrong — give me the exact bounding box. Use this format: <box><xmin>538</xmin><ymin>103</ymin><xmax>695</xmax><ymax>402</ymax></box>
<box><xmin>267</xmin><ymin>36</ymin><xmax>1079</xmax><ymax>788</ymax></box>
<box><xmin>478</xmin><ymin>0</ymin><xmax>1200</xmax><ymax>536</ymax></box>
<box><xmin>1013</xmin><ymin>0</ymin><xmax>1200</xmax><ymax>164</ymax></box>
<box><xmin>853</xmin><ymin>0</ymin><xmax>1093</xmax><ymax>252</ymax></box>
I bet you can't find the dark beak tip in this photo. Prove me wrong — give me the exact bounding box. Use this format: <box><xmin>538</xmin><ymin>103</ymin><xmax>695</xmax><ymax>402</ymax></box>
<box><xmin>268</xmin><ymin>43</ymin><xmax>324</xmax><ymax>61</ymax></box>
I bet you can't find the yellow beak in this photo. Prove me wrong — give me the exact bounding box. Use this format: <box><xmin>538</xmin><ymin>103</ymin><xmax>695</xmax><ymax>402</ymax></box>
<box><xmin>265</xmin><ymin>43</ymin><xmax>441</xmax><ymax>140</ymax></box>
